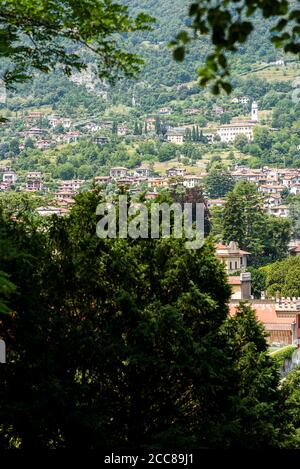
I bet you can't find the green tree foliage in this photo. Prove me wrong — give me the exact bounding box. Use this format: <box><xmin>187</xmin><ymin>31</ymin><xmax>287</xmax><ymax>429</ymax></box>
<box><xmin>234</xmin><ymin>134</ymin><xmax>249</xmax><ymax>152</ymax></box>
<box><xmin>205</xmin><ymin>167</ymin><xmax>235</xmax><ymax>199</ymax></box>
<box><xmin>289</xmin><ymin>197</ymin><xmax>300</xmax><ymax>239</ymax></box>
<box><xmin>172</xmin><ymin>0</ymin><xmax>300</xmax><ymax>92</ymax></box>
<box><xmin>246</xmin><ymin>267</ymin><xmax>266</xmax><ymax>299</ymax></box>
<box><xmin>221</xmin><ymin>182</ymin><xmax>290</xmax><ymax>266</ymax></box>
<box><xmin>262</xmin><ymin>256</ymin><xmax>300</xmax><ymax>297</ymax></box>
<box><xmin>24</xmin><ymin>138</ymin><xmax>35</xmax><ymax>149</ymax></box>
<box><xmin>0</xmin><ymin>190</ymin><xmax>295</xmax><ymax>449</ymax></box>
<box><xmin>0</xmin><ymin>0</ymin><xmax>154</xmax><ymax>87</ymax></box>
<box><xmin>158</xmin><ymin>143</ymin><xmax>176</xmax><ymax>162</ymax></box>
<box><xmin>112</xmin><ymin>120</ymin><xmax>118</xmax><ymax>135</ymax></box>
<box><xmin>219</xmin><ymin>303</ymin><xmax>287</xmax><ymax>448</ymax></box>
<box><xmin>281</xmin><ymin>367</ymin><xmax>300</xmax><ymax>448</ymax></box>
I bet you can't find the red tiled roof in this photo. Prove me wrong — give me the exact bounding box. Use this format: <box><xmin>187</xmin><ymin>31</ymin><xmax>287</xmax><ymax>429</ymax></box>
<box><xmin>229</xmin><ymin>302</ymin><xmax>296</xmax><ymax>328</ymax></box>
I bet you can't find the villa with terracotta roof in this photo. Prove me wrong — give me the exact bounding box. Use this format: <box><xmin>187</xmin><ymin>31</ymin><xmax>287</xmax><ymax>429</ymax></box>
<box><xmin>229</xmin><ymin>298</ymin><xmax>300</xmax><ymax>346</ymax></box>
<box><xmin>290</xmin><ymin>244</ymin><xmax>300</xmax><ymax>256</ymax></box>
<box><xmin>216</xmin><ymin>241</ymin><xmax>250</xmax><ymax>274</ymax></box>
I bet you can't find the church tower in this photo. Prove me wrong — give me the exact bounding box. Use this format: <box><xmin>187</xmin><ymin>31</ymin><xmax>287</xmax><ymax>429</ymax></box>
<box><xmin>251</xmin><ymin>101</ymin><xmax>258</xmax><ymax>122</ymax></box>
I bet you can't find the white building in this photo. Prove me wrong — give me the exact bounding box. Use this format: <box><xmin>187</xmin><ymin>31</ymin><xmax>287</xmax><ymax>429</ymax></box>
<box><xmin>166</xmin><ymin>128</ymin><xmax>185</xmax><ymax>145</ymax></box>
<box><xmin>251</xmin><ymin>101</ymin><xmax>258</xmax><ymax>122</ymax></box>
<box><xmin>110</xmin><ymin>167</ymin><xmax>128</xmax><ymax>179</ymax></box>
<box><xmin>217</xmin><ymin>123</ymin><xmax>254</xmax><ymax>143</ymax></box>
<box><xmin>167</xmin><ymin>167</ymin><xmax>186</xmax><ymax>178</ymax></box>
<box><xmin>183</xmin><ymin>175</ymin><xmax>203</xmax><ymax>188</ymax></box>
<box><xmin>217</xmin><ymin>101</ymin><xmax>258</xmax><ymax>143</ymax></box>
<box><xmin>48</xmin><ymin>115</ymin><xmax>72</xmax><ymax>129</ymax></box>
<box><xmin>268</xmin><ymin>205</ymin><xmax>290</xmax><ymax>217</ymax></box>
<box><xmin>2</xmin><ymin>169</ymin><xmax>17</xmax><ymax>184</ymax></box>
<box><xmin>158</xmin><ymin>107</ymin><xmax>172</xmax><ymax>115</ymax></box>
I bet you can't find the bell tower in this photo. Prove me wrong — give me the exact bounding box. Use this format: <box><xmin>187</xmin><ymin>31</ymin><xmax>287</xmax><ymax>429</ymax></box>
<box><xmin>251</xmin><ymin>101</ymin><xmax>258</xmax><ymax>122</ymax></box>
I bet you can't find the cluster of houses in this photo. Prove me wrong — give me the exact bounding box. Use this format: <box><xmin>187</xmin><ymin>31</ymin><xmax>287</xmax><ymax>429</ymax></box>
<box><xmin>1</xmin><ymin>159</ymin><xmax>300</xmax><ymax>346</ymax></box>
<box><xmin>229</xmin><ymin>165</ymin><xmax>300</xmax><ymax>218</ymax></box>
<box><xmin>165</xmin><ymin>101</ymin><xmax>259</xmax><ymax>145</ymax></box>
<box><xmin>216</xmin><ymin>240</ymin><xmax>300</xmax><ymax>347</ymax></box>
<box><xmin>18</xmin><ymin>111</ymin><xmax>132</xmax><ymax>149</ymax></box>
<box><xmin>0</xmin><ymin>168</ymin><xmax>45</xmax><ymax>192</ymax></box>
<box><xmin>2</xmin><ymin>162</ymin><xmax>300</xmax><ymax>219</ymax></box>
<box><xmin>3</xmin><ymin>98</ymin><xmax>260</xmax><ymax>156</ymax></box>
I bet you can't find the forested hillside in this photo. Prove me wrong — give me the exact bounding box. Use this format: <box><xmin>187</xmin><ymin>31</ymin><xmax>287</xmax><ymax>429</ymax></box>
<box><xmin>123</xmin><ymin>0</ymin><xmax>281</xmax><ymax>85</ymax></box>
<box><xmin>3</xmin><ymin>0</ymin><xmax>285</xmax><ymax>108</ymax></box>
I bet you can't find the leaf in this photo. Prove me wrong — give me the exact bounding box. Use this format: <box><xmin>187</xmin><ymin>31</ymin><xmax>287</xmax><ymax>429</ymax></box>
<box><xmin>221</xmin><ymin>81</ymin><xmax>232</xmax><ymax>94</ymax></box>
<box><xmin>173</xmin><ymin>47</ymin><xmax>185</xmax><ymax>62</ymax></box>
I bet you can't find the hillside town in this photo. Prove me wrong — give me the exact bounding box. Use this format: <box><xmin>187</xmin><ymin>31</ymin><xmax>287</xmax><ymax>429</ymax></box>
<box><xmin>1</xmin><ymin>163</ymin><xmax>298</xmax><ymax>218</ymax></box>
<box><xmin>4</xmin><ymin>0</ymin><xmax>300</xmax><ymax>452</ymax></box>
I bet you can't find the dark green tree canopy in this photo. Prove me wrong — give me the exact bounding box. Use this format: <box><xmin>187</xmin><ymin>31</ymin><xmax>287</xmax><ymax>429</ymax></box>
<box><xmin>172</xmin><ymin>0</ymin><xmax>300</xmax><ymax>93</ymax></box>
<box><xmin>0</xmin><ymin>0</ymin><xmax>153</xmax><ymax>87</ymax></box>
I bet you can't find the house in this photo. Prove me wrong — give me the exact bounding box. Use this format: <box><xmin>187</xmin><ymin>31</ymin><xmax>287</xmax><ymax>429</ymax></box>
<box><xmin>290</xmin><ymin>183</ymin><xmax>300</xmax><ymax>195</ymax></box>
<box><xmin>26</xmin><ymin>128</ymin><xmax>46</xmax><ymax>138</ymax></box>
<box><xmin>135</xmin><ymin>168</ymin><xmax>151</xmax><ymax>178</ymax></box>
<box><xmin>207</xmin><ymin>199</ymin><xmax>225</xmax><ymax>208</ymax></box>
<box><xmin>212</xmin><ymin>106</ymin><xmax>224</xmax><ymax>115</ymax></box>
<box><xmin>231</xmin><ymin>96</ymin><xmax>249</xmax><ymax>105</ymax></box>
<box><xmin>258</xmin><ymin>184</ymin><xmax>283</xmax><ymax>195</ymax></box>
<box><xmin>263</xmin><ymin>193</ymin><xmax>283</xmax><ymax>208</ymax></box>
<box><xmin>183</xmin><ymin>175</ymin><xmax>203</xmax><ymax>188</ymax></box>
<box><xmin>184</xmin><ymin>108</ymin><xmax>201</xmax><ymax>115</ymax></box>
<box><xmin>62</xmin><ymin>131</ymin><xmax>82</xmax><ymax>143</ymax></box>
<box><xmin>117</xmin><ymin>125</ymin><xmax>129</xmax><ymax>136</ymax></box>
<box><xmin>217</xmin><ymin>102</ymin><xmax>258</xmax><ymax>142</ymax></box>
<box><xmin>94</xmin><ymin>136</ymin><xmax>109</xmax><ymax>145</ymax></box>
<box><xmin>117</xmin><ymin>178</ymin><xmax>132</xmax><ymax>186</ymax></box>
<box><xmin>167</xmin><ymin>167</ymin><xmax>186</xmax><ymax>178</ymax></box>
<box><xmin>158</xmin><ymin>107</ymin><xmax>172</xmax><ymax>115</ymax></box>
<box><xmin>217</xmin><ymin>122</ymin><xmax>254</xmax><ymax>142</ymax></box>
<box><xmin>94</xmin><ymin>176</ymin><xmax>112</xmax><ymax>185</ymax></box>
<box><xmin>26</xmin><ymin>172</ymin><xmax>43</xmax><ymax>191</ymax></box>
<box><xmin>0</xmin><ymin>182</ymin><xmax>10</xmax><ymax>191</ymax></box>
<box><xmin>48</xmin><ymin>114</ymin><xmax>61</xmax><ymax>128</ymax></box>
<box><xmin>148</xmin><ymin>178</ymin><xmax>168</xmax><ymax>189</ymax></box>
<box><xmin>110</xmin><ymin>167</ymin><xmax>128</xmax><ymax>179</ymax></box>
<box><xmin>55</xmin><ymin>190</ymin><xmax>74</xmax><ymax>201</ymax></box>
<box><xmin>166</xmin><ymin>128</ymin><xmax>185</xmax><ymax>145</ymax></box>
<box><xmin>36</xmin><ymin>139</ymin><xmax>53</xmax><ymax>150</ymax></box>
<box><xmin>289</xmin><ymin>245</ymin><xmax>300</xmax><ymax>256</ymax></box>
<box><xmin>26</xmin><ymin>111</ymin><xmax>45</xmax><ymax>121</ymax></box>
<box><xmin>267</xmin><ymin>205</ymin><xmax>290</xmax><ymax>217</ymax></box>
<box><xmin>230</xmin><ymin>297</ymin><xmax>300</xmax><ymax>346</ymax></box>
<box><xmin>83</xmin><ymin>122</ymin><xmax>101</xmax><ymax>132</ymax></box>
<box><xmin>61</xmin><ymin>118</ymin><xmax>72</xmax><ymax>129</ymax></box>
<box><xmin>202</xmin><ymin>132</ymin><xmax>215</xmax><ymax>144</ymax></box>
<box><xmin>58</xmin><ymin>179</ymin><xmax>84</xmax><ymax>193</ymax></box>
<box><xmin>240</xmin><ymin>96</ymin><xmax>250</xmax><ymax>105</ymax></box>
<box><xmin>144</xmin><ymin>118</ymin><xmax>156</xmax><ymax>132</ymax></box>
<box><xmin>2</xmin><ymin>168</ymin><xmax>17</xmax><ymax>185</ymax></box>
<box><xmin>145</xmin><ymin>192</ymin><xmax>159</xmax><ymax>200</ymax></box>
<box><xmin>48</xmin><ymin>115</ymin><xmax>72</xmax><ymax>129</ymax></box>
<box><xmin>216</xmin><ymin>241</ymin><xmax>250</xmax><ymax>274</ymax></box>
<box><xmin>36</xmin><ymin>206</ymin><xmax>65</xmax><ymax>217</ymax></box>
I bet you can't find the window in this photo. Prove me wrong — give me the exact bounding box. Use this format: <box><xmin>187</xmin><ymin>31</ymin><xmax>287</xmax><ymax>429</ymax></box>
<box><xmin>229</xmin><ymin>261</ymin><xmax>232</xmax><ymax>270</ymax></box>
